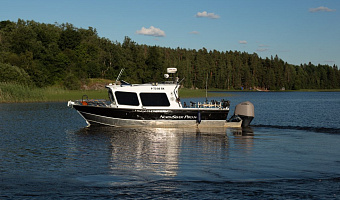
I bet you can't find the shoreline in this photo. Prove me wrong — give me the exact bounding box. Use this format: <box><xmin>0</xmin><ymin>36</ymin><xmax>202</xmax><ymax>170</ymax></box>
<box><xmin>1</xmin><ymin>87</ymin><xmax>339</xmax><ymax>103</ymax></box>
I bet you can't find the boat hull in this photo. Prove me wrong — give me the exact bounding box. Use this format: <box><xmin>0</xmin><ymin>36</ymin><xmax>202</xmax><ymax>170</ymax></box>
<box><xmin>73</xmin><ymin>105</ymin><xmax>235</xmax><ymax>128</ymax></box>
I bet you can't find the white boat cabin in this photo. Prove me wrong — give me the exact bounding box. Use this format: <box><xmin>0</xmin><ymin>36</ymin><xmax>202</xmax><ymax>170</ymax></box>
<box><xmin>106</xmin><ymin>82</ymin><xmax>183</xmax><ymax>109</ymax></box>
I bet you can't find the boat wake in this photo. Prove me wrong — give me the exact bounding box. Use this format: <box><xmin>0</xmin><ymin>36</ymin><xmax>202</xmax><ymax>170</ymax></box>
<box><xmin>252</xmin><ymin>124</ymin><xmax>340</xmax><ymax>134</ymax></box>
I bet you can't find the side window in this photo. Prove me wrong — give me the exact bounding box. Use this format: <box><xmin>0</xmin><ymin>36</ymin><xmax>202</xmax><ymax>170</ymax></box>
<box><xmin>115</xmin><ymin>91</ymin><xmax>139</xmax><ymax>106</ymax></box>
<box><xmin>108</xmin><ymin>90</ymin><xmax>115</xmax><ymax>103</ymax></box>
<box><xmin>140</xmin><ymin>93</ymin><xmax>170</xmax><ymax>106</ymax></box>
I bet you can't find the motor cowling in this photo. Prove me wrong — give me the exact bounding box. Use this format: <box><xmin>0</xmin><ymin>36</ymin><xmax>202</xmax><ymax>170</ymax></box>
<box><xmin>234</xmin><ymin>101</ymin><xmax>254</xmax><ymax>127</ymax></box>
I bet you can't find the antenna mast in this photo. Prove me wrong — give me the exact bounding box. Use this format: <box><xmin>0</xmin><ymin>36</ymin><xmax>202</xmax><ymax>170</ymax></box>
<box><xmin>115</xmin><ymin>68</ymin><xmax>125</xmax><ymax>84</ymax></box>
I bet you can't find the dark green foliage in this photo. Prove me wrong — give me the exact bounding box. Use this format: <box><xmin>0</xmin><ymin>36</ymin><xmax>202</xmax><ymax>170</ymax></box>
<box><xmin>58</xmin><ymin>26</ymin><xmax>81</xmax><ymax>50</ymax></box>
<box><xmin>0</xmin><ymin>19</ymin><xmax>339</xmax><ymax>90</ymax></box>
<box><xmin>63</xmin><ymin>72</ymin><xmax>81</xmax><ymax>90</ymax></box>
<box><xmin>0</xmin><ymin>63</ymin><xmax>31</xmax><ymax>85</ymax></box>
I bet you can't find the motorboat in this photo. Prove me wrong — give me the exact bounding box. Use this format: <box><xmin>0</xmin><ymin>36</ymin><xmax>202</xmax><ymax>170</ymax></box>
<box><xmin>68</xmin><ymin>68</ymin><xmax>254</xmax><ymax>128</ymax></box>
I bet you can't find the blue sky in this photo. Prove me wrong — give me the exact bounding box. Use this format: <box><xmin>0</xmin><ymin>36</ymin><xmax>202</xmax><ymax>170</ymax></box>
<box><xmin>1</xmin><ymin>0</ymin><xmax>339</xmax><ymax>66</ymax></box>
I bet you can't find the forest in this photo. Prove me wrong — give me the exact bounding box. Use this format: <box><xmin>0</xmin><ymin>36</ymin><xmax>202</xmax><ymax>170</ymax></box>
<box><xmin>1</xmin><ymin>19</ymin><xmax>340</xmax><ymax>90</ymax></box>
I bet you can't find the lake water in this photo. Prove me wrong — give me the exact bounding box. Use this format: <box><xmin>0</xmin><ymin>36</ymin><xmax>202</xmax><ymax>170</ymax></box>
<box><xmin>1</xmin><ymin>92</ymin><xmax>340</xmax><ymax>199</ymax></box>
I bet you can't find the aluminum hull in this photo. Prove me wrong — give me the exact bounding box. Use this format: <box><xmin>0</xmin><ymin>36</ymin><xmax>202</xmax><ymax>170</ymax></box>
<box><xmin>72</xmin><ymin>105</ymin><xmax>239</xmax><ymax>128</ymax></box>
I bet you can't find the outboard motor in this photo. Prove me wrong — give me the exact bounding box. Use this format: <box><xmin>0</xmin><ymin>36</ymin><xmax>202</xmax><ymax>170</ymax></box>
<box><xmin>233</xmin><ymin>101</ymin><xmax>254</xmax><ymax>127</ymax></box>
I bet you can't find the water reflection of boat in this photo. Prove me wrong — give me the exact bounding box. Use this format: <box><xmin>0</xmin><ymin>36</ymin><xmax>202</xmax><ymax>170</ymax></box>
<box><xmin>68</xmin><ymin>68</ymin><xmax>254</xmax><ymax>128</ymax></box>
<box><xmin>73</xmin><ymin>126</ymin><xmax>255</xmax><ymax>177</ymax></box>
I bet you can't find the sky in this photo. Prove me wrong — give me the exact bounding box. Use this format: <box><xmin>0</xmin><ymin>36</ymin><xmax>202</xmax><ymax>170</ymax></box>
<box><xmin>1</xmin><ymin>0</ymin><xmax>339</xmax><ymax>67</ymax></box>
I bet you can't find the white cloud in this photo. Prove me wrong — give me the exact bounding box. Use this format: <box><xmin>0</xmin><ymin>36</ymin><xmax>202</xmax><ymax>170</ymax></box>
<box><xmin>195</xmin><ymin>11</ymin><xmax>220</xmax><ymax>19</ymax></box>
<box><xmin>256</xmin><ymin>48</ymin><xmax>269</xmax><ymax>52</ymax></box>
<box><xmin>309</xmin><ymin>6</ymin><xmax>336</xmax><ymax>13</ymax></box>
<box><xmin>190</xmin><ymin>31</ymin><xmax>199</xmax><ymax>35</ymax></box>
<box><xmin>239</xmin><ymin>40</ymin><xmax>247</xmax><ymax>44</ymax></box>
<box><xmin>136</xmin><ymin>26</ymin><xmax>166</xmax><ymax>37</ymax></box>
<box><xmin>259</xmin><ymin>44</ymin><xmax>270</xmax><ymax>47</ymax></box>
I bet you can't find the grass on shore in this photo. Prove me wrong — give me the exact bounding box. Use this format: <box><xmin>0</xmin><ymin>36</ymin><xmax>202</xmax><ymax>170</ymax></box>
<box><xmin>0</xmin><ymin>83</ymin><xmax>45</xmax><ymax>103</ymax></box>
<box><xmin>0</xmin><ymin>82</ymin><xmax>108</xmax><ymax>103</ymax></box>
